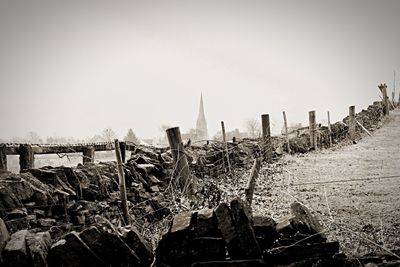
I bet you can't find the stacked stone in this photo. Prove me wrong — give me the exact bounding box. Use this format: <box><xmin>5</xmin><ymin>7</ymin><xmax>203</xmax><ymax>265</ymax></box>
<box><xmin>156</xmin><ymin>199</ymin><xmax>343</xmax><ymax>267</ymax></box>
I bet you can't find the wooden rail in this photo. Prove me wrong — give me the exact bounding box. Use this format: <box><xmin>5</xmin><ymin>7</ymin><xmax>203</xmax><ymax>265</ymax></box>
<box><xmin>0</xmin><ymin>141</ymin><xmax>138</xmax><ymax>171</ymax></box>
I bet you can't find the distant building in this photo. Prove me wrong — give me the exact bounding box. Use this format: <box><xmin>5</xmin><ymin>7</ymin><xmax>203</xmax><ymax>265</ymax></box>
<box><xmin>195</xmin><ymin>93</ymin><xmax>208</xmax><ymax>141</ymax></box>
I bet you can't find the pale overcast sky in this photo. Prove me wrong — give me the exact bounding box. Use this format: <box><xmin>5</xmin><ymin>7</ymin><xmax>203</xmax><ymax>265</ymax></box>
<box><xmin>0</xmin><ymin>0</ymin><xmax>399</xmax><ymax>140</ymax></box>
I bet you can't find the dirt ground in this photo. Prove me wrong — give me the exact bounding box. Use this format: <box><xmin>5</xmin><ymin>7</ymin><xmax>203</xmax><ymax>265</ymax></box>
<box><xmin>263</xmin><ymin>109</ymin><xmax>400</xmax><ymax>257</ymax></box>
<box><xmin>222</xmin><ymin>109</ymin><xmax>400</xmax><ymax>258</ymax></box>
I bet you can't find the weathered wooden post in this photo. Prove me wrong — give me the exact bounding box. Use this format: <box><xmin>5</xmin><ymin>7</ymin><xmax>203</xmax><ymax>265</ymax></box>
<box><xmin>309</xmin><ymin>111</ymin><xmax>317</xmax><ymax>150</ymax></box>
<box><xmin>349</xmin><ymin>105</ymin><xmax>356</xmax><ymax>141</ymax></box>
<box><xmin>114</xmin><ymin>139</ymin><xmax>130</xmax><ymax>225</ymax></box>
<box><xmin>261</xmin><ymin>114</ymin><xmax>272</xmax><ymax>162</ymax></box>
<box><xmin>245</xmin><ymin>158</ymin><xmax>262</xmax><ymax>205</ymax></box>
<box><xmin>283</xmin><ymin>111</ymin><xmax>290</xmax><ymax>153</ymax></box>
<box><xmin>19</xmin><ymin>144</ymin><xmax>34</xmax><ymax>171</ymax></box>
<box><xmin>119</xmin><ymin>141</ymin><xmax>126</xmax><ymax>163</ymax></box>
<box><xmin>166</xmin><ymin>127</ymin><xmax>193</xmax><ymax>195</ymax></box>
<box><xmin>327</xmin><ymin>111</ymin><xmax>332</xmax><ymax>147</ymax></box>
<box><xmin>378</xmin><ymin>83</ymin><xmax>389</xmax><ymax>115</ymax></box>
<box><xmin>0</xmin><ymin>145</ymin><xmax>7</xmax><ymax>171</ymax></box>
<box><xmin>221</xmin><ymin>121</ymin><xmax>226</xmax><ymax>143</ymax></box>
<box><xmin>82</xmin><ymin>146</ymin><xmax>95</xmax><ymax>164</ymax></box>
<box><xmin>221</xmin><ymin>121</ymin><xmax>232</xmax><ymax>177</ymax></box>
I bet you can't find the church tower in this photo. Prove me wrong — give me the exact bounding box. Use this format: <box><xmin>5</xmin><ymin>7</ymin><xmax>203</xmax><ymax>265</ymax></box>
<box><xmin>196</xmin><ymin>93</ymin><xmax>208</xmax><ymax>140</ymax></box>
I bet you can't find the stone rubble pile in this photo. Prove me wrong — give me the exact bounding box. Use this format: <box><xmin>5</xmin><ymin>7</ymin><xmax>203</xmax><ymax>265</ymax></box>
<box><xmin>155</xmin><ymin>198</ymin><xmax>400</xmax><ymax>267</ymax></box>
<box><xmin>0</xmin><ymin>216</ymin><xmax>154</xmax><ymax>267</ymax></box>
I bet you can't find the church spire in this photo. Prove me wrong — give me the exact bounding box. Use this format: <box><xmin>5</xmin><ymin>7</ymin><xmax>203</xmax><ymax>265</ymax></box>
<box><xmin>196</xmin><ymin>93</ymin><xmax>208</xmax><ymax>140</ymax></box>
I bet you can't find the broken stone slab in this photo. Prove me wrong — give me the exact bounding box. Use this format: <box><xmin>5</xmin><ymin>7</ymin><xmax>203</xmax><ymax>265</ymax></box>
<box><xmin>290</xmin><ymin>202</ymin><xmax>325</xmax><ymax>238</ymax></box>
<box><xmin>48</xmin><ymin>231</ymin><xmax>107</xmax><ymax>267</ymax></box>
<box><xmin>275</xmin><ymin>214</ymin><xmax>325</xmax><ymax>245</ymax></box>
<box><xmin>79</xmin><ymin>226</ymin><xmax>142</xmax><ymax>267</ymax></box>
<box><xmin>2</xmin><ymin>229</ymin><xmax>30</xmax><ymax>267</ymax></box>
<box><xmin>215</xmin><ymin>203</ymin><xmax>240</xmax><ymax>259</ymax></box>
<box><xmin>25</xmin><ymin>231</ymin><xmax>52</xmax><ymax>267</ymax></box>
<box><xmin>229</xmin><ymin>199</ymin><xmax>261</xmax><ymax>259</ymax></box>
<box><xmin>191</xmin><ymin>259</ymin><xmax>268</xmax><ymax>267</ymax></box>
<box><xmin>263</xmin><ymin>242</ymin><xmax>340</xmax><ymax>265</ymax></box>
<box><xmin>0</xmin><ymin>218</ymin><xmax>10</xmax><ymax>265</ymax></box>
<box><xmin>101</xmin><ymin>231</ymin><xmax>143</xmax><ymax>266</ymax></box>
<box><xmin>121</xmin><ymin>226</ymin><xmax>154</xmax><ymax>266</ymax></box>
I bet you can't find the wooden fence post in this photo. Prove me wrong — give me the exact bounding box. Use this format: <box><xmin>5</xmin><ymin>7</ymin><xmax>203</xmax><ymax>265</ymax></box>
<box><xmin>327</xmin><ymin>111</ymin><xmax>332</xmax><ymax>147</ymax></box>
<box><xmin>349</xmin><ymin>105</ymin><xmax>356</xmax><ymax>141</ymax></box>
<box><xmin>309</xmin><ymin>111</ymin><xmax>317</xmax><ymax>150</ymax></box>
<box><xmin>245</xmin><ymin>158</ymin><xmax>262</xmax><ymax>205</ymax></box>
<box><xmin>166</xmin><ymin>127</ymin><xmax>193</xmax><ymax>196</ymax></box>
<box><xmin>19</xmin><ymin>144</ymin><xmax>34</xmax><ymax>171</ymax></box>
<box><xmin>283</xmin><ymin>111</ymin><xmax>290</xmax><ymax>153</ymax></box>
<box><xmin>261</xmin><ymin>114</ymin><xmax>272</xmax><ymax>162</ymax></box>
<box><xmin>378</xmin><ymin>83</ymin><xmax>390</xmax><ymax>115</ymax></box>
<box><xmin>82</xmin><ymin>146</ymin><xmax>95</xmax><ymax>164</ymax></box>
<box><xmin>221</xmin><ymin>121</ymin><xmax>226</xmax><ymax>143</ymax></box>
<box><xmin>119</xmin><ymin>141</ymin><xmax>126</xmax><ymax>163</ymax></box>
<box><xmin>0</xmin><ymin>145</ymin><xmax>7</xmax><ymax>171</ymax></box>
<box><xmin>114</xmin><ymin>139</ymin><xmax>130</xmax><ymax>225</ymax></box>
<box><xmin>221</xmin><ymin>121</ymin><xmax>232</xmax><ymax>177</ymax></box>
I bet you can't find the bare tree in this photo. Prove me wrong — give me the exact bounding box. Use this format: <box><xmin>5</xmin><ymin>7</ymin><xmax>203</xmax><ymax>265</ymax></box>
<box><xmin>26</xmin><ymin>131</ymin><xmax>43</xmax><ymax>144</ymax></box>
<box><xmin>124</xmin><ymin>128</ymin><xmax>139</xmax><ymax>144</ymax></box>
<box><xmin>244</xmin><ymin>119</ymin><xmax>261</xmax><ymax>138</ymax></box>
<box><xmin>101</xmin><ymin>128</ymin><xmax>117</xmax><ymax>142</ymax></box>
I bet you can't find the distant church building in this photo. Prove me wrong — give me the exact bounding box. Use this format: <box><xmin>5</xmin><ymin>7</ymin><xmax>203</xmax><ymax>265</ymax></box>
<box><xmin>196</xmin><ymin>93</ymin><xmax>208</xmax><ymax>141</ymax></box>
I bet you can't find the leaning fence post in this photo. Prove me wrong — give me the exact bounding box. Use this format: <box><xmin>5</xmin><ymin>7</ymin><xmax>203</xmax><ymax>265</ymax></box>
<box><xmin>19</xmin><ymin>144</ymin><xmax>34</xmax><ymax>171</ymax></box>
<box><xmin>378</xmin><ymin>83</ymin><xmax>390</xmax><ymax>115</ymax></box>
<box><xmin>114</xmin><ymin>139</ymin><xmax>130</xmax><ymax>225</ymax></box>
<box><xmin>283</xmin><ymin>111</ymin><xmax>290</xmax><ymax>153</ymax></box>
<box><xmin>309</xmin><ymin>111</ymin><xmax>317</xmax><ymax>150</ymax></box>
<box><xmin>0</xmin><ymin>145</ymin><xmax>7</xmax><ymax>171</ymax></box>
<box><xmin>349</xmin><ymin>105</ymin><xmax>356</xmax><ymax>141</ymax></box>
<box><xmin>221</xmin><ymin>121</ymin><xmax>232</xmax><ymax>177</ymax></box>
<box><xmin>166</xmin><ymin>127</ymin><xmax>193</xmax><ymax>196</ymax></box>
<box><xmin>261</xmin><ymin>114</ymin><xmax>272</xmax><ymax>162</ymax></box>
<box><xmin>82</xmin><ymin>146</ymin><xmax>95</xmax><ymax>164</ymax></box>
<box><xmin>245</xmin><ymin>158</ymin><xmax>262</xmax><ymax>205</ymax></box>
<box><xmin>327</xmin><ymin>111</ymin><xmax>332</xmax><ymax>147</ymax></box>
<box><xmin>119</xmin><ymin>141</ymin><xmax>126</xmax><ymax>163</ymax></box>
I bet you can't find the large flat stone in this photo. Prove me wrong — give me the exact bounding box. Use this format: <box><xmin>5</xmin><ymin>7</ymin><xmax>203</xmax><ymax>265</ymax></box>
<box><xmin>80</xmin><ymin>227</ymin><xmax>143</xmax><ymax>267</ymax></box>
<box><xmin>229</xmin><ymin>199</ymin><xmax>261</xmax><ymax>259</ymax></box>
<box><xmin>215</xmin><ymin>203</ymin><xmax>240</xmax><ymax>259</ymax></box>
<box><xmin>121</xmin><ymin>226</ymin><xmax>154</xmax><ymax>266</ymax></box>
<box><xmin>3</xmin><ymin>230</ymin><xmax>30</xmax><ymax>267</ymax></box>
<box><xmin>48</xmin><ymin>232</ymin><xmax>106</xmax><ymax>267</ymax></box>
